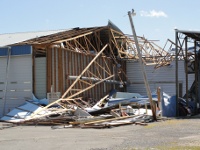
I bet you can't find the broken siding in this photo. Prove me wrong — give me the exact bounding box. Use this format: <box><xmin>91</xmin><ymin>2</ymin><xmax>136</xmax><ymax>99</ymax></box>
<box><xmin>126</xmin><ymin>60</ymin><xmax>194</xmax><ymax>96</ymax></box>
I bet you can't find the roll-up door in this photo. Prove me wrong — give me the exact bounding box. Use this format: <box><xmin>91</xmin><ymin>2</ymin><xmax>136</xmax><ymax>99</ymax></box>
<box><xmin>0</xmin><ymin>46</ymin><xmax>32</xmax><ymax>117</ymax></box>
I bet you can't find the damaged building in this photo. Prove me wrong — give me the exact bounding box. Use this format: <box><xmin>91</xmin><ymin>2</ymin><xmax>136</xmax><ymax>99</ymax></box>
<box><xmin>0</xmin><ymin>22</ymin><xmax>128</xmax><ymax>117</ymax></box>
<box><xmin>0</xmin><ymin>22</ymin><xmax>198</xmax><ymax>119</ymax></box>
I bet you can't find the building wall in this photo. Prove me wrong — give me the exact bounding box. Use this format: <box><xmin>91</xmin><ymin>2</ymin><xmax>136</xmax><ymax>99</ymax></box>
<box><xmin>126</xmin><ymin>60</ymin><xmax>195</xmax><ymax>96</ymax></box>
<box><xmin>0</xmin><ymin>45</ymin><xmax>32</xmax><ymax>117</ymax></box>
<box><xmin>46</xmin><ymin>47</ymin><xmax>126</xmax><ymax>101</ymax></box>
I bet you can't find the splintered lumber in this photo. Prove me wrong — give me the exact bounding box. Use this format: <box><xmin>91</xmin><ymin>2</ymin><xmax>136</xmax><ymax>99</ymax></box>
<box><xmin>30</xmin><ymin>44</ymin><xmax>109</xmax><ymax>118</ymax></box>
<box><xmin>110</xmin><ymin>110</ymin><xmax>120</xmax><ymax>118</ymax></box>
<box><xmin>69</xmin><ymin>115</ymin><xmax>113</xmax><ymax>125</ymax></box>
<box><xmin>55</xmin><ymin>31</ymin><xmax>93</xmax><ymax>44</ymax></box>
<box><xmin>83</xmin><ymin>115</ymin><xmax>149</xmax><ymax>127</ymax></box>
<box><xmin>84</xmin><ymin>114</ymin><xmax>141</xmax><ymax>125</ymax></box>
<box><xmin>61</xmin><ymin>44</ymin><xmax>108</xmax><ymax>99</ymax></box>
<box><xmin>135</xmin><ymin>122</ymin><xmax>148</xmax><ymax>126</ymax></box>
<box><xmin>74</xmin><ymin>107</ymin><xmax>91</xmax><ymax>117</ymax></box>
<box><xmin>0</xmin><ymin>123</ymin><xmax>16</xmax><ymax>130</ymax></box>
<box><xmin>103</xmin><ymin>121</ymin><xmax>134</xmax><ymax>127</ymax></box>
<box><xmin>51</xmin><ymin>125</ymin><xmax>74</xmax><ymax>129</ymax></box>
<box><xmin>80</xmin><ymin>124</ymin><xmax>111</xmax><ymax>129</ymax></box>
<box><xmin>27</xmin><ymin>108</ymin><xmax>74</xmax><ymax>122</ymax></box>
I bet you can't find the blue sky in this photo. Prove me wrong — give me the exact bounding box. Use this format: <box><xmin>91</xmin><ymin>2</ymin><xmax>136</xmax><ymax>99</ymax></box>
<box><xmin>0</xmin><ymin>0</ymin><xmax>199</xmax><ymax>47</ymax></box>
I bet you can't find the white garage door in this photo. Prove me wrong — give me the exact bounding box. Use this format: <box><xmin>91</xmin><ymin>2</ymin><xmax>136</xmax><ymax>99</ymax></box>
<box><xmin>127</xmin><ymin>82</ymin><xmax>176</xmax><ymax>96</ymax></box>
<box><xmin>0</xmin><ymin>55</ymin><xmax>32</xmax><ymax>117</ymax></box>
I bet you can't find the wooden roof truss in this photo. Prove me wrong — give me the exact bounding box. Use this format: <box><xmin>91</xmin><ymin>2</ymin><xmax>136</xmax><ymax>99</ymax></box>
<box><xmin>16</xmin><ymin>26</ymin><xmax>174</xmax><ymax>119</ymax></box>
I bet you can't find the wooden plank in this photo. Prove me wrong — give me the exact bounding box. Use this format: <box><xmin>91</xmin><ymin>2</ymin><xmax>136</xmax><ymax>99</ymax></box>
<box><xmin>63</xmin><ymin>49</ymin><xmax>66</xmax><ymax>92</ymax></box>
<box><xmin>30</xmin><ymin>45</ymin><xmax>110</xmax><ymax>117</ymax></box>
<box><xmin>83</xmin><ymin>54</ymin><xmax>87</xmax><ymax>97</ymax></box>
<box><xmin>65</xmin><ymin>50</ymin><xmax>68</xmax><ymax>90</ymax></box>
<box><xmin>84</xmin><ymin>36</ymin><xmax>89</xmax><ymax>52</ymax></box>
<box><xmin>85</xmin><ymin>36</ymin><xmax>97</xmax><ymax>52</ymax></box>
<box><xmin>58</xmin><ymin>47</ymin><xmax>62</xmax><ymax>93</ymax></box>
<box><xmin>94</xmin><ymin>61</ymin><xmax>112</xmax><ymax>76</ymax></box>
<box><xmin>103</xmin><ymin>57</ymin><xmax>111</xmax><ymax>75</ymax></box>
<box><xmin>60</xmin><ymin>48</ymin><xmax>63</xmax><ymax>94</ymax></box>
<box><xmin>100</xmin><ymin>57</ymin><xmax>104</xmax><ymax>98</ymax></box>
<box><xmin>53</xmin><ymin>48</ymin><xmax>57</xmax><ymax>92</ymax></box>
<box><xmin>80</xmin><ymin>124</ymin><xmax>111</xmax><ymax>129</ymax></box>
<box><xmin>61</xmin><ymin>44</ymin><xmax>108</xmax><ymax>99</ymax></box>
<box><xmin>68</xmin><ymin>51</ymin><xmax>71</xmax><ymax>95</ymax></box>
<box><xmin>104</xmin><ymin>122</ymin><xmax>134</xmax><ymax>126</ymax></box>
<box><xmin>47</xmin><ymin>47</ymin><xmax>52</xmax><ymax>93</ymax></box>
<box><xmin>110</xmin><ymin>29</ymin><xmax>122</xmax><ymax>58</ymax></box>
<box><xmin>54</xmin><ymin>31</ymin><xmax>93</xmax><ymax>44</ymax></box>
<box><xmin>110</xmin><ymin>110</ymin><xmax>120</xmax><ymax>118</ymax></box>
<box><xmin>62</xmin><ymin>75</ymin><xmax>114</xmax><ymax>100</ymax></box>
<box><xmin>135</xmin><ymin>122</ymin><xmax>148</xmax><ymax>126</ymax></box>
<box><xmin>74</xmin><ymin>53</ymin><xmax>79</xmax><ymax>96</ymax></box>
<box><xmin>84</xmin><ymin>115</ymin><xmax>140</xmax><ymax>125</ymax></box>
<box><xmin>79</xmin><ymin>54</ymin><xmax>83</xmax><ymax>98</ymax></box>
<box><xmin>87</xmin><ymin>55</ymin><xmax>91</xmax><ymax>98</ymax></box>
<box><xmin>74</xmin><ymin>38</ymin><xmax>86</xmax><ymax>51</ymax></box>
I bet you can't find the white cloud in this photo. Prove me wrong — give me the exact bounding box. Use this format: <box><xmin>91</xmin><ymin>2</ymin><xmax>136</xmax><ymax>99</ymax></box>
<box><xmin>140</xmin><ymin>10</ymin><xmax>168</xmax><ymax>18</ymax></box>
<box><xmin>174</xmin><ymin>26</ymin><xmax>177</xmax><ymax>30</ymax></box>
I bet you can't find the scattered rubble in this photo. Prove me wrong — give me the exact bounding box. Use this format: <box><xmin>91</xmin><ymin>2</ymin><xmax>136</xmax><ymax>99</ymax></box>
<box><xmin>0</xmin><ymin>91</ymin><xmax>164</xmax><ymax>129</ymax></box>
<box><xmin>0</xmin><ymin>89</ymin><xmax>193</xmax><ymax>130</ymax></box>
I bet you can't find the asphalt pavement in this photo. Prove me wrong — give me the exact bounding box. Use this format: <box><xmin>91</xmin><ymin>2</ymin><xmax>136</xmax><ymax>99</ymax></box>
<box><xmin>0</xmin><ymin>115</ymin><xmax>200</xmax><ymax>150</ymax></box>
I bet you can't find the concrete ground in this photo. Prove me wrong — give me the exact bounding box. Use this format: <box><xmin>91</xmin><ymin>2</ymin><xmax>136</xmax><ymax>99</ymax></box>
<box><xmin>0</xmin><ymin>116</ymin><xmax>200</xmax><ymax>150</ymax></box>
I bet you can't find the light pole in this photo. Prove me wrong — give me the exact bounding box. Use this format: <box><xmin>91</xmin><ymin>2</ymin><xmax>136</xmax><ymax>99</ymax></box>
<box><xmin>128</xmin><ymin>9</ymin><xmax>157</xmax><ymax>120</ymax></box>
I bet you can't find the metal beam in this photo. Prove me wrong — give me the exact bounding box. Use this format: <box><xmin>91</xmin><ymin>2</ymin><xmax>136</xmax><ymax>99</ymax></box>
<box><xmin>175</xmin><ymin>30</ymin><xmax>179</xmax><ymax>117</ymax></box>
<box><xmin>68</xmin><ymin>75</ymin><xmax>125</xmax><ymax>85</ymax></box>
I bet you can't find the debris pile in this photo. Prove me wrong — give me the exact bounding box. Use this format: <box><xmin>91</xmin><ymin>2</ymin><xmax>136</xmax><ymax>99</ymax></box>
<box><xmin>0</xmin><ymin>91</ymin><xmax>162</xmax><ymax>129</ymax></box>
<box><xmin>1</xmin><ymin>89</ymin><xmax>194</xmax><ymax>130</ymax></box>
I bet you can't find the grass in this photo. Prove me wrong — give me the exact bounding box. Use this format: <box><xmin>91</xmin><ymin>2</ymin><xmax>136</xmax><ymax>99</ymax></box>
<box><xmin>123</xmin><ymin>146</ymin><xmax>200</xmax><ymax>150</ymax></box>
<box><xmin>154</xmin><ymin>146</ymin><xmax>200</xmax><ymax>150</ymax></box>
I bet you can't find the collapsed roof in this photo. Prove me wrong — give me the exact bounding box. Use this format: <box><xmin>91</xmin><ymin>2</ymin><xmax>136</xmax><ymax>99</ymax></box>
<box><xmin>13</xmin><ymin>22</ymin><xmax>171</xmax><ymax>66</ymax></box>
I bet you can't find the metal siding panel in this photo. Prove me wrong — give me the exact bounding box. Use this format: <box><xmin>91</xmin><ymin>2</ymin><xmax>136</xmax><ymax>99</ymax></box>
<box><xmin>0</xmin><ymin>55</ymin><xmax>32</xmax><ymax>117</ymax></box>
<box><xmin>126</xmin><ymin>60</ymin><xmax>195</xmax><ymax>96</ymax></box>
<box><xmin>0</xmin><ymin>48</ymin><xmax>8</xmax><ymax>56</ymax></box>
<box><xmin>11</xmin><ymin>45</ymin><xmax>31</xmax><ymax>55</ymax></box>
<box><xmin>35</xmin><ymin>57</ymin><xmax>46</xmax><ymax>99</ymax></box>
<box><xmin>0</xmin><ymin>45</ymin><xmax>31</xmax><ymax>56</ymax></box>
<box><xmin>0</xmin><ymin>57</ymin><xmax>7</xmax><ymax>81</ymax></box>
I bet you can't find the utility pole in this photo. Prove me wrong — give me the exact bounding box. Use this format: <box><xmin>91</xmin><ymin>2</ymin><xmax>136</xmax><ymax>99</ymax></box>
<box><xmin>128</xmin><ymin>9</ymin><xmax>157</xmax><ymax>120</ymax></box>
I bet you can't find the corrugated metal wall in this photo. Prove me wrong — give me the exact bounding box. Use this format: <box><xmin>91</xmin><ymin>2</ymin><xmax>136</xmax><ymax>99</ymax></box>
<box><xmin>126</xmin><ymin>60</ymin><xmax>195</xmax><ymax>96</ymax></box>
<box><xmin>0</xmin><ymin>55</ymin><xmax>32</xmax><ymax>117</ymax></box>
<box><xmin>0</xmin><ymin>45</ymin><xmax>32</xmax><ymax>117</ymax></box>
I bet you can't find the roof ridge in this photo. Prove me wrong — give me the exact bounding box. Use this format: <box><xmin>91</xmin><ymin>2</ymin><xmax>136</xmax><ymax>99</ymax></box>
<box><xmin>0</xmin><ymin>28</ymin><xmax>69</xmax><ymax>36</ymax></box>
